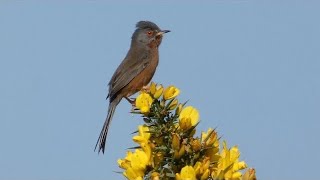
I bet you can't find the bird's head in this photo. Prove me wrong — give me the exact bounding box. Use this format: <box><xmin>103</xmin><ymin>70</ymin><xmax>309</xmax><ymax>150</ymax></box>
<box><xmin>132</xmin><ymin>21</ymin><xmax>170</xmax><ymax>49</ymax></box>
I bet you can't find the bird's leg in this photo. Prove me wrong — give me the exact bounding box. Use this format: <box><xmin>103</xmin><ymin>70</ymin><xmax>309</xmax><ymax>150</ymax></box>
<box><xmin>125</xmin><ymin>97</ymin><xmax>137</xmax><ymax>112</ymax></box>
<box><xmin>125</xmin><ymin>97</ymin><xmax>135</xmax><ymax>105</ymax></box>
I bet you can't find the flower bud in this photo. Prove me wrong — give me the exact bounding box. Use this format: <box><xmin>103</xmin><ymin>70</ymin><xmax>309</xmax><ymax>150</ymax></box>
<box><xmin>200</xmin><ymin>169</ymin><xmax>210</xmax><ymax>180</ymax></box>
<box><xmin>242</xmin><ymin>168</ymin><xmax>256</xmax><ymax>180</ymax></box>
<box><xmin>150</xmin><ymin>82</ymin><xmax>156</xmax><ymax>95</ymax></box>
<box><xmin>171</xmin><ymin>133</ymin><xmax>180</xmax><ymax>150</ymax></box>
<box><xmin>175</xmin><ymin>103</ymin><xmax>183</xmax><ymax>115</ymax></box>
<box><xmin>168</xmin><ymin>99</ymin><xmax>178</xmax><ymax>110</ymax></box>
<box><xmin>194</xmin><ymin>161</ymin><xmax>202</xmax><ymax>175</ymax></box>
<box><xmin>179</xmin><ymin>145</ymin><xmax>186</xmax><ymax>157</ymax></box>
<box><xmin>191</xmin><ymin>139</ymin><xmax>201</xmax><ymax>152</ymax></box>
<box><xmin>163</xmin><ymin>85</ymin><xmax>180</xmax><ymax>100</ymax></box>
<box><xmin>160</xmin><ymin>100</ymin><xmax>165</xmax><ymax>108</ymax></box>
<box><xmin>154</xmin><ymin>85</ymin><xmax>163</xmax><ymax>99</ymax></box>
<box><xmin>151</xmin><ymin>172</ymin><xmax>160</xmax><ymax>180</ymax></box>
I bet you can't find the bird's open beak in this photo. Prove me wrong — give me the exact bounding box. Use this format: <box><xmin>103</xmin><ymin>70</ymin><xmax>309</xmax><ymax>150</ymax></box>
<box><xmin>156</xmin><ymin>30</ymin><xmax>170</xmax><ymax>36</ymax></box>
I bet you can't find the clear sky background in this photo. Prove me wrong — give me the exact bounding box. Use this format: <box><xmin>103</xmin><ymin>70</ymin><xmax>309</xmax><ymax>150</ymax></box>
<box><xmin>1</xmin><ymin>1</ymin><xmax>319</xmax><ymax>180</ymax></box>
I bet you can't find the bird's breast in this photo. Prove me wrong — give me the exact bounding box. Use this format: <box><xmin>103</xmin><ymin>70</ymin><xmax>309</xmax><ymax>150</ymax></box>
<box><xmin>124</xmin><ymin>50</ymin><xmax>159</xmax><ymax>97</ymax></box>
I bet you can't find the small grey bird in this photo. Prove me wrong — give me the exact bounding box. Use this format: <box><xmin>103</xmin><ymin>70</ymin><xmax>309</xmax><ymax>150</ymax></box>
<box><xmin>95</xmin><ymin>21</ymin><xmax>170</xmax><ymax>153</ymax></box>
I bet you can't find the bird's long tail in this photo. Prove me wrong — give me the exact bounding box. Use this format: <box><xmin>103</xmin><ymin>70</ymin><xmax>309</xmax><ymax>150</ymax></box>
<box><xmin>95</xmin><ymin>96</ymin><xmax>122</xmax><ymax>154</ymax></box>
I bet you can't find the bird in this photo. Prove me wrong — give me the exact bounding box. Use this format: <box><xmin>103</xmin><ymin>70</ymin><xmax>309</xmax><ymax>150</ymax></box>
<box><xmin>95</xmin><ymin>21</ymin><xmax>170</xmax><ymax>154</ymax></box>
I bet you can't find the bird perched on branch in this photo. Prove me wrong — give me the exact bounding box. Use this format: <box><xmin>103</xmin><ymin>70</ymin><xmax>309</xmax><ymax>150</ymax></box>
<box><xmin>95</xmin><ymin>21</ymin><xmax>170</xmax><ymax>153</ymax></box>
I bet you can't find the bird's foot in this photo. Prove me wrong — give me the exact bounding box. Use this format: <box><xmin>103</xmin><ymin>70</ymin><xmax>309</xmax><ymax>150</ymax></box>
<box><xmin>125</xmin><ymin>97</ymin><xmax>136</xmax><ymax>105</ymax></box>
<box><xmin>125</xmin><ymin>97</ymin><xmax>137</xmax><ymax>112</ymax></box>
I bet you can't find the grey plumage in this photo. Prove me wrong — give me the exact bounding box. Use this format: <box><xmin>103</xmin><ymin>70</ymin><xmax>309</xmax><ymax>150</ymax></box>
<box><xmin>136</xmin><ymin>21</ymin><xmax>160</xmax><ymax>31</ymax></box>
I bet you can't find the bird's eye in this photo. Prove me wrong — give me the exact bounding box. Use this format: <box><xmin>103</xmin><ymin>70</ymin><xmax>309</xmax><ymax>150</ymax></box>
<box><xmin>147</xmin><ymin>31</ymin><xmax>153</xmax><ymax>36</ymax></box>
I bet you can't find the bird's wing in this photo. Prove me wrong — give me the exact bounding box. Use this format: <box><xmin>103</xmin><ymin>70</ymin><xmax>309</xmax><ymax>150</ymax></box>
<box><xmin>107</xmin><ymin>52</ymin><xmax>150</xmax><ymax>100</ymax></box>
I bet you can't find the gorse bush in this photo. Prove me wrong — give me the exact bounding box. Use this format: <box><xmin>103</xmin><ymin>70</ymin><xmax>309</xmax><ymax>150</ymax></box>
<box><xmin>117</xmin><ymin>82</ymin><xmax>257</xmax><ymax>180</ymax></box>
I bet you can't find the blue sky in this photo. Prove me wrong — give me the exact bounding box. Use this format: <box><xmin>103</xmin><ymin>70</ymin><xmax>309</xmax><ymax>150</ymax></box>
<box><xmin>1</xmin><ymin>1</ymin><xmax>319</xmax><ymax>180</ymax></box>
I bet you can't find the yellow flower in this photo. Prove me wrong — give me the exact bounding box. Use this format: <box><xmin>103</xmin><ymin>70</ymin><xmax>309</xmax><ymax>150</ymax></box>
<box><xmin>133</xmin><ymin>125</ymin><xmax>150</xmax><ymax>145</ymax></box>
<box><xmin>132</xmin><ymin>126</ymin><xmax>152</xmax><ymax>160</ymax></box>
<box><xmin>123</xmin><ymin>167</ymin><xmax>144</xmax><ymax>180</ymax></box>
<box><xmin>118</xmin><ymin>159</ymin><xmax>128</xmax><ymax>169</ymax></box>
<box><xmin>150</xmin><ymin>82</ymin><xmax>157</xmax><ymax>95</ymax></box>
<box><xmin>130</xmin><ymin>149</ymin><xmax>149</xmax><ymax>172</ymax></box>
<box><xmin>119</xmin><ymin>149</ymin><xmax>149</xmax><ymax>180</ymax></box>
<box><xmin>118</xmin><ymin>152</ymin><xmax>132</xmax><ymax>169</ymax></box>
<box><xmin>176</xmin><ymin>166</ymin><xmax>197</xmax><ymax>180</ymax></box>
<box><xmin>150</xmin><ymin>82</ymin><xmax>163</xmax><ymax>99</ymax></box>
<box><xmin>135</xmin><ymin>92</ymin><xmax>153</xmax><ymax>113</ymax></box>
<box><xmin>140</xmin><ymin>142</ymin><xmax>151</xmax><ymax>162</ymax></box>
<box><xmin>179</xmin><ymin>106</ymin><xmax>199</xmax><ymax>130</ymax></box>
<box><xmin>154</xmin><ymin>85</ymin><xmax>163</xmax><ymax>99</ymax></box>
<box><xmin>212</xmin><ymin>141</ymin><xmax>247</xmax><ymax>180</ymax></box>
<box><xmin>163</xmin><ymin>85</ymin><xmax>180</xmax><ymax>100</ymax></box>
<box><xmin>118</xmin><ymin>135</ymin><xmax>152</xmax><ymax>180</ymax></box>
<box><xmin>119</xmin><ymin>82</ymin><xmax>255</xmax><ymax>180</ymax></box>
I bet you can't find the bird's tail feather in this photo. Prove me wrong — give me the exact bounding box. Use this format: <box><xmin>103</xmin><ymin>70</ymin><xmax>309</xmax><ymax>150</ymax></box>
<box><xmin>95</xmin><ymin>96</ymin><xmax>121</xmax><ymax>154</ymax></box>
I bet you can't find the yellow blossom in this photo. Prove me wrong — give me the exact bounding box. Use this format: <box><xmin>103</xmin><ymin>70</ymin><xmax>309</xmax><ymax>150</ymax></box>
<box><xmin>140</xmin><ymin>142</ymin><xmax>151</xmax><ymax>161</ymax></box>
<box><xmin>133</xmin><ymin>125</ymin><xmax>150</xmax><ymax>145</ymax></box>
<box><xmin>179</xmin><ymin>106</ymin><xmax>199</xmax><ymax>130</ymax></box>
<box><xmin>118</xmin><ymin>149</ymin><xmax>149</xmax><ymax>180</ymax></box>
<box><xmin>119</xmin><ymin>83</ymin><xmax>255</xmax><ymax>180</ymax></box>
<box><xmin>163</xmin><ymin>85</ymin><xmax>180</xmax><ymax>100</ymax></box>
<box><xmin>154</xmin><ymin>85</ymin><xmax>163</xmax><ymax>99</ymax></box>
<box><xmin>118</xmin><ymin>158</ymin><xmax>130</xmax><ymax>169</ymax></box>
<box><xmin>132</xmin><ymin>125</ymin><xmax>151</xmax><ymax>159</ymax></box>
<box><xmin>176</xmin><ymin>166</ymin><xmax>197</xmax><ymax>180</ymax></box>
<box><xmin>135</xmin><ymin>92</ymin><xmax>153</xmax><ymax>113</ymax></box>
<box><xmin>118</xmin><ymin>151</ymin><xmax>133</xmax><ymax>169</ymax></box>
<box><xmin>123</xmin><ymin>167</ymin><xmax>144</xmax><ymax>180</ymax></box>
<box><xmin>212</xmin><ymin>141</ymin><xmax>247</xmax><ymax>180</ymax></box>
<box><xmin>150</xmin><ymin>82</ymin><xmax>163</xmax><ymax>99</ymax></box>
<box><xmin>130</xmin><ymin>149</ymin><xmax>149</xmax><ymax>172</ymax></box>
